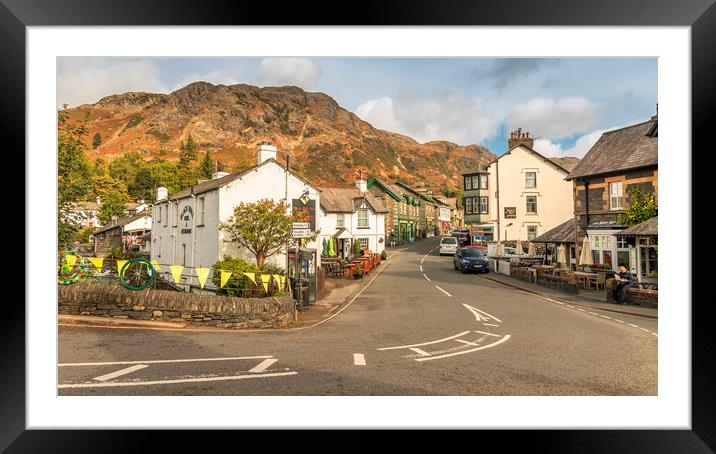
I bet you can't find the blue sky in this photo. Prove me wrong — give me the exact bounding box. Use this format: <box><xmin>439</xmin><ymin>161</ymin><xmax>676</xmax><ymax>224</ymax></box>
<box><xmin>57</xmin><ymin>57</ymin><xmax>657</xmax><ymax>157</ymax></box>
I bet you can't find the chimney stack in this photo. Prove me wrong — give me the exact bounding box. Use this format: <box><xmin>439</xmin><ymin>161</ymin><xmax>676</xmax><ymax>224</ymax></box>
<box><xmin>156</xmin><ymin>187</ymin><xmax>168</xmax><ymax>201</ymax></box>
<box><xmin>257</xmin><ymin>141</ymin><xmax>277</xmax><ymax>165</ymax></box>
<box><xmin>508</xmin><ymin>128</ymin><xmax>534</xmax><ymax>150</ymax></box>
<box><xmin>96</xmin><ymin>196</ymin><xmax>101</xmax><ymax>206</ymax></box>
<box><xmin>211</xmin><ymin>171</ymin><xmax>230</xmax><ymax>180</ymax></box>
<box><xmin>356</xmin><ymin>179</ymin><xmax>368</xmax><ymax>193</ymax></box>
<box><xmin>111</xmin><ymin>215</ymin><xmax>118</xmax><ymax>226</ymax></box>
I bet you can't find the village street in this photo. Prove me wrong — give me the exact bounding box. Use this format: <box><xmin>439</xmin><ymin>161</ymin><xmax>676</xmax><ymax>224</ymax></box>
<box><xmin>58</xmin><ymin>237</ymin><xmax>658</xmax><ymax>396</ymax></box>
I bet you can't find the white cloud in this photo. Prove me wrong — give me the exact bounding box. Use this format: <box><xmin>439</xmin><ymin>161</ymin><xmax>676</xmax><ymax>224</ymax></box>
<box><xmin>507</xmin><ymin>97</ymin><xmax>602</xmax><ymax>139</ymax></box>
<box><xmin>172</xmin><ymin>67</ymin><xmax>247</xmax><ymax>91</ymax></box>
<box><xmin>57</xmin><ymin>58</ymin><xmax>167</xmax><ymax>108</ymax></box>
<box><xmin>533</xmin><ymin>126</ymin><xmax>621</xmax><ymax>158</ymax></box>
<box><xmin>256</xmin><ymin>58</ymin><xmax>320</xmax><ymax>90</ymax></box>
<box><xmin>356</xmin><ymin>90</ymin><xmax>496</xmax><ymax>145</ymax></box>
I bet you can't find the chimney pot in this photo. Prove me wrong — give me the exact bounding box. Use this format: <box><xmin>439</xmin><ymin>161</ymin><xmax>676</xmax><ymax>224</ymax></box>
<box><xmin>156</xmin><ymin>187</ymin><xmax>168</xmax><ymax>201</ymax></box>
<box><xmin>356</xmin><ymin>179</ymin><xmax>368</xmax><ymax>193</ymax></box>
<box><xmin>257</xmin><ymin>142</ymin><xmax>277</xmax><ymax>165</ymax></box>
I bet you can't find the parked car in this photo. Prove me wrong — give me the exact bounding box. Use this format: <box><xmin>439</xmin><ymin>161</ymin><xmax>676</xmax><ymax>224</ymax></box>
<box><xmin>453</xmin><ymin>230</ymin><xmax>470</xmax><ymax>246</ymax></box>
<box><xmin>453</xmin><ymin>246</ymin><xmax>490</xmax><ymax>273</ymax></box>
<box><xmin>439</xmin><ymin>236</ymin><xmax>459</xmax><ymax>256</ymax></box>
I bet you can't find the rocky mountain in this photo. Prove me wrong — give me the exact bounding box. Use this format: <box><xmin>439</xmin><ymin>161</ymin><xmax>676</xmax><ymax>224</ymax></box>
<box><xmin>65</xmin><ymin>82</ymin><xmax>497</xmax><ymax>192</ymax></box>
<box><xmin>548</xmin><ymin>156</ymin><xmax>581</xmax><ymax>172</ymax></box>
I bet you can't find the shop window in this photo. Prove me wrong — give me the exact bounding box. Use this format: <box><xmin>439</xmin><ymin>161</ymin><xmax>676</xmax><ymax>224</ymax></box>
<box><xmin>617</xmin><ymin>251</ymin><xmax>630</xmax><ymax>269</ymax></box>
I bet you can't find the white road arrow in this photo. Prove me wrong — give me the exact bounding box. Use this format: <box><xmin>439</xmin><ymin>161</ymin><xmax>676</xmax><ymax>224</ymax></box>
<box><xmin>462</xmin><ymin>304</ymin><xmax>503</xmax><ymax>323</ymax></box>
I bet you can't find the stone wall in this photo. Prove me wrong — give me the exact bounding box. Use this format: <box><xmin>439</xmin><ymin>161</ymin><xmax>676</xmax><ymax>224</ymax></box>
<box><xmin>509</xmin><ymin>267</ymin><xmax>579</xmax><ymax>294</ymax></box>
<box><xmin>58</xmin><ymin>282</ymin><xmax>296</xmax><ymax>329</ymax></box>
<box><xmin>606</xmin><ymin>279</ymin><xmax>658</xmax><ymax>307</ymax></box>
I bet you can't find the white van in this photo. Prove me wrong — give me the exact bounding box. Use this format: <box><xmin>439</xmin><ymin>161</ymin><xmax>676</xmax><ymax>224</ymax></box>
<box><xmin>439</xmin><ymin>236</ymin><xmax>459</xmax><ymax>256</ymax></box>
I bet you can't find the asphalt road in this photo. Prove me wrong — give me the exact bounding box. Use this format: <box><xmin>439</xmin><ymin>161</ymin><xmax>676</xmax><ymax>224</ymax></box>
<box><xmin>58</xmin><ymin>237</ymin><xmax>658</xmax><ymax>396</ymax></box>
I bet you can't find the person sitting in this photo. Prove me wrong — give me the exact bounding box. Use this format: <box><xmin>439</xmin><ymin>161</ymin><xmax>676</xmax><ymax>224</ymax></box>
<box><xmin>612</xmin><ymin>264</ymin><xmax>634</xmax><ymax>305</ymax></box>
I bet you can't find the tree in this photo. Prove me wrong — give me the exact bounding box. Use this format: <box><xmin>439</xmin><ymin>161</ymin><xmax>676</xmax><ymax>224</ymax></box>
<box><xmin>220</xmin><ymin>199</ymin><xmax>299</xmax><ymax>268</ymax></box>
<box><xmin>98</xmin><ymin>192</ymin><xmax>127</xmax><ymax>225</ymax></box>
<box><xmin>129</xmin><ymin>168</ymin><xmax>156</xmax><ymax>201</ymax></box>
<box><xmin>179</xmin><ymin>134</ymin><xmax>199</xmax><ymax>166</ymax></box>
<box><xmin>617</xmin><ymin>186</ymin><xmax>658</xmax><ymax>227</ymax></box>
<box><xmin>352</xmin><ymin>238</ymin><xmax>362</xmax><ymax>256</ymax></box>
<box><xmin>199</xmin><ymin>150</ymin><xmax>215</xmax><ymax>179</ymax></box>
<box><xmin>58</xmin><ymin>107</ymin><xmax>92</xmax><ymax>247</ymax></box>
<box><xmin>92</xmin><ymin>132</ymin><xmax>102</xmax><ymax>149</ymax></box>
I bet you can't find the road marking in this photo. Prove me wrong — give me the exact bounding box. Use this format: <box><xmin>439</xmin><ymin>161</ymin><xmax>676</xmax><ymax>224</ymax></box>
<box><xmin>420</xmin><ymin>265</ymin><xmax>423</xmax><ymax>272</ymax></box>
<box><xmin>651</xmin><ymin>332</ymin><xmax>658</xmax><ymax>337</ymax></box>
<box><xmin>377</xmin><ymin>331</ymin><xmax>471</xmax><ymax>350</ymax></box>
<box><xmin>249</xmin><ymin>358</ymin><xmax>278</xmax><ymax>373</ymax></box>
<box><xmin>92</xmin><ymin>364</ymin><xmax>148</xmax><ymax>382</ymax></box>
<box><xmin>59</xmin><ymin>371</ymin><xmax>298</xmax><ymax>389</ymax></box>
<box><xmin>566</xmin><ymin>305</ymin><xmax>575</xmax><ymax>308</ymax></box>
<box><xmin>615</xmin><ymin>319</ymin><xmax>625</xmax><ymax>324</ymax></box>
<box><xmin>576</xmin><ymin>308</ymin><xmax>586</xmax><ymax>312</ymax></box>
<box><xmin>640</xmin><ymin>327</ymin><xmax>650</xmax><ymax>332</ymax></box>
<box><xmin>474</xmin><ymin>330</ymin><xmax>501</xmax><ymax>338</ymax></box>
<box><xmin>415</xmin><ymin>335</ymin><xmax>511</xmax><ymax>362</ymax></box>
<box><xmin>482</xmin><ymin>323</ymin><xmax>499</xmax><ymax>327</ymax></box>
<box><xmin>353</xmin><ymin>353</ymin><xmax>366</xmax><ymax>366</ymax></box>
<box><xmin>588</xmin><ymin>312</ymin><xmax>599</xmax><ymax>315</ymax></box>
<box><xmin>409</xmin><ymin>347</ymin><xmax>431</xmax><ymax>357</ymax></box>
<box><xmin>627</xmin><ymin>323</ymin><xmax>639</xmax><ymax>328</ymax></box>
<box><xmin>59</xmin><ymin>356</ymin><xmax>273</xmax><ymax>367</ymax></box>
<box><xmin>462</xmin><ymin>304</ymin><xmax>503</xmax><ymax>323</ymax></box>
<box><xmin>600</xmin><ymin>315</ymin><xmax>612</xmax><ymax>320</ymax></box>
<box><xmin>435</xmin><ymin>285</ymin><xmax>452</xmax><ymax>297</ymax></box>
<box><xmin>455</xmin><ymin>339</ymin><xmax>480</xmax><ymax>346</ymax></box>
<box><xmin>423</xmin><ymin>273</ymin><xmax>431</xmax><ymax>282</ymax></box>
<box><xmin>554</xmin><ymin>301</ymin><xmax>565</xmax><ymax>305</ymax></box>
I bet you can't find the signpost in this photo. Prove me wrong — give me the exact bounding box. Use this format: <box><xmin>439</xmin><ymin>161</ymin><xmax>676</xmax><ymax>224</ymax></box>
<box><xmin>292</xmin><ymin>228</ymin><xmax>312</xmax><ymax>238</ymax></box>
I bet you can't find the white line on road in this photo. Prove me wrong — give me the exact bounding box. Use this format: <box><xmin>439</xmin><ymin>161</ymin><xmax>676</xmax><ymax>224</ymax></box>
<box><xmin>640</xmin><ymin>328</ymin><xmax>650</xmax><ymax>332</ymax></box>
<box><xmin>435</xmin><ymin>285</ymin><xmax>452</xmax><ymax>297</ymax></box>
<box><xmin>455</xmin><ymin>339</ymin><xmax>480</xmax><ymax>346</ymax></box>
<box><xmin>588</xmin><ymin>312</ymin><xmax>599</xmax><ymax>315</ymax></box>
<box><xmin>566</xmin><ymin>305</ymin><xmax>575</xmax><ymax>308</ymax></box>
<box><xmin>409</xmin><ymin>347</ymin><xmax>431</xmax><ymax>357</ymax></box>
<box><xmin>415</xmin><ymin>335</ymin><xmax>511</xmax><ymax>362</ymax></box>
<box><xmin>600</xmin><ymin>315</ymin><xmax>612</xmax><ymax>320</ymax></box>
<box><xmin>353</xmin><ymin>353</ymin><xmax>366</xmax><ymax>366</ymax></box>
<box><xmin>474</xmin><ymin>330</ymin><xmax>501</xmax><ymax>338</ymax></box>
<box><xmin>92</xmin><ymin>364</ymin><xmax>148</xmax><ymax>382</ymax></box>
<box><xmin>482</xmin><ymin>323</ymin><xmax>499</xmax><ymax>327</ymax></box>
<box><xmin>59</xmin><ymin>371</ymin><xmax>298</xmax><ymax>389</ymax></box>
<box><xmin>59</xmin><ymin>356</ymin><xmax>274</xmax><ymax>367</ymax></box>
<box><xmin>627</xmin><ymin>323</ymin><xmax>639</xmax><ymax>328</ymax></box>
<box><xmin>651</xmin><ymin>332</ymin><xmax>658</xmax><ymax>337</ymax></box>
<box><xmin>462</xmin><ymin>304</ymin><xmax>503</xmax><ymax>323</ymax></box>
<box><xmin>377</xmin><ymin>331</ymin><xmax>471</xmax><ymax>350</ymax></box>
<box><xmin>576</xmin><ymin>308</ymin><xmax>586</xmax><ymax>312</ymax></box>
<box><xmin>615</xmin><ymin>319</ymin><xmax>625</xmax><ymax>324</ymax></box>
<box><xmin>420</xmin><ymin>265</ymin><xmax>423</xmax><ymax>272</ymax></box>
<box><xmin>249</xmin><ymin>358</ymin><xmax>278</xmax><ymax>373</ymax></box>
<box><xmin>423</xmin><ymin>273</ymin><xmax>431</xmax><ymax>282</ymax></box>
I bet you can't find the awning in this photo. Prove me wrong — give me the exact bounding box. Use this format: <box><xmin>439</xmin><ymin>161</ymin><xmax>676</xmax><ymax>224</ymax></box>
<box><xmin>332</xmin><ymin>228</ymin><xmax>354</xmax><ymax>240</ymax></box>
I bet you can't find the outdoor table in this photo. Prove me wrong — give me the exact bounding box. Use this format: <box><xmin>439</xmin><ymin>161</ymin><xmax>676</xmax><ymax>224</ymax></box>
<box><xmin>573</xmin><ymin>271</ymin><xmax>597</xmax><ymax>289</ymax></box>
<box><xmin>344</xmin><ymin>263</ymin><xmax>357</xmax><ymax>278</ymax></box>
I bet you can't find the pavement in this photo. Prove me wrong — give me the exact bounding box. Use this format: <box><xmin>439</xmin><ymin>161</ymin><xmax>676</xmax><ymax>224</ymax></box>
<box><xmin>58</xmin><ymin>237</ymin><xmax>657</xmax><ymax>396</ymax></box>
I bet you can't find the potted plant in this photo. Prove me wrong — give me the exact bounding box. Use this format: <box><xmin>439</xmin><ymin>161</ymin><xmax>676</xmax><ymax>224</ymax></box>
<box><xmin>353</xmin><ymin>264</ymin><xmax>364</xmax><ymax>279</ymax></box>
<box><xmin>381</xmin><ymin>250</ymin><xmax>387</xmax><ymax>261</ymax></box>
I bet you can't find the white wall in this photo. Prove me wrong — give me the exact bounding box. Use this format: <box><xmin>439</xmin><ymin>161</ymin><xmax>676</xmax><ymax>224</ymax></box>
<box><xmin>488</xmin><ymin>146</ymin><xmax>573</xmax><ymax>242</ymax></box>
<box><xmin>319</xmin><ymin>203</ymin><xmax>386</xmax><ymax>256</ymax></box>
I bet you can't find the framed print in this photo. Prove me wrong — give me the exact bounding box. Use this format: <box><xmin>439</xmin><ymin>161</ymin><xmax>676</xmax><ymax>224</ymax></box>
<box><xmin>6</xmin><ymin>0</ymin><xmax>712</xmax><ymax>451</ymax></box>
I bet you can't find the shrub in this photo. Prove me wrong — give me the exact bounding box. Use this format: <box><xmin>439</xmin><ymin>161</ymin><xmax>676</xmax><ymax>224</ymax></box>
<box><xmin>353</xmin><ymin>264</ymin><xmax>363</xmax><ymax>278</ymax></box>
<box><xmin>211</xmin><ymin>255</ymin><xmax>262</xmax><ymax>297</ymax></box>
<box><xmin>381</xmin><ymin>250</ymin><xmax>387</xmax><ymax>260</ymax></box>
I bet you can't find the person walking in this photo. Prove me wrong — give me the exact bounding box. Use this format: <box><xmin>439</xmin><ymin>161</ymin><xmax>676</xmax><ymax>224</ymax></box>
<box><xmin>612</xmin><ymin>264</ymin><xmax>634</xmax><ymax>305</ymax></box>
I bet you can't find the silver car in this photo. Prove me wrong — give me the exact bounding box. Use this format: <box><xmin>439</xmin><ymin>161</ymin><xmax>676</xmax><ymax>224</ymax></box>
<box><xmin>439</xmin><ymin>236</ymin><xmax>458</xmax><ymax>256</ymax></box>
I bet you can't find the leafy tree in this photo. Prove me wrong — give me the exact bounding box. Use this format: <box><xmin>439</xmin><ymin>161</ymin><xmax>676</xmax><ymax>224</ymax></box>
<box><xmin>179</xmin><ymin>134</ymin><xmax>199</xmax><ymax>166</ymax></box>
<box><xmin>149</xmin><ymin>161</ymin><xmax>182</xmax><ymax>195</ymax></box>
<box><xmin>57</xmin><ymin>107</ymin><xmax>92</xmax><ymax>247</ymax></box>
<box><xmin>93</xmin><ymin>157</ymin><xmax>107</xmax><ymax>176</ymax></box>
<box><xmin>199</xmin><ymin>150</ymin><xmax>215</xmax><ymax>179</ymax></box>
<box><xmin>98</xmin><ymin>192</ymin><xmax>127</xmax><ymax>225</ymax></box>
<box><xmin>129</xmin><ymin>168</ymin><xmax>156</xmax><ymax>201</ymax></box>
<box><xmin>76</xmin><ymin>226</ymin><xmax>97</xmax><ymax>243</ymax></box>
<box><xmin>617</xmin><ymin>186</ymin><xmax>658</xmax><ymax>227</ymax></box>
<box><xmin>352</xmin><ymin>238</ymin><xmax>362</xmax><ymax>256</ymax></box>
<box><xmin>91</xmin><ymin>174</ymin><xmax>130</xmax><ymax>202</ymax></box>
<box><xmin>220</xmin><ymin>199</ymin><xmax>300</xmax><ymax>268</ymax></box>
<box><xmin>108</xmin><ymin>151</ymin><xmax>144</xmax><ymax>183</ymax></box>
<box><xmin>92</xmin><ymin>132</ymin><xmax>102</xmax><ymax>149</ymax></box>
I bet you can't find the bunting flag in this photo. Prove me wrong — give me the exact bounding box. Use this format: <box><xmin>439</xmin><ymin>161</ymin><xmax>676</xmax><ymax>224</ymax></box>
<box><xmin>279</xmin><ymin>275</ymin><xmax>287</xmax><ymax>291</ymax></box>
<box><xmin>260</xmin><ymin>274</ymin><xmax>271</xmax><ymax>293</ymax></box>
<box><xmin>196</xmin><ymin>268</ymin><xmax>210</xmax><ymax>289</ymax></box>
<box><xmin>65</xmin><ymin>254</ymin><xmax>77</xmax><ymax>267</ymax></box>
<box><xmin>220</xmin><ymin>270</ymin><xmax>232</xmax><ymax>288</ymax></box>
<box><xmin>272</xmin><ymin>274</ymin><xmax>281</xmax><ymax>289</ymax></box>
<box><xmin>116</xmin><ymin>260</ymin><xmax>128</xmax><ymax>276</ymax></box>
<box><xmin>150</xmin><ymin>260</ymin><xmax>161</xmax><ymax>271</ymax></box>
<box><xmin>242</xmin><ymin>272</ymin><xmax>256</xmax><ymax>285</ymax></box>
<box><xmin>170</xmin><ymin>265</ymin><xmax>184</xmax><ymax>283</ymax></box>
<box><xmin>87</xmin><ymin>257</ymin><xmax>104</xmax><ymax>270</ymax></box>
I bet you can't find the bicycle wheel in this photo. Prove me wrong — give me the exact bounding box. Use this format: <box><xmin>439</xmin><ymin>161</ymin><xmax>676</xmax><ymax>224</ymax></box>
<box><xmin>119</xmin><ymin>257</ymin><xmax>156</xmax><ymax>290</ymax></box>
<box><xmin>57</xmin><ymin>250</ymin><xmax>88</xmax><ymax>285</ymax></box>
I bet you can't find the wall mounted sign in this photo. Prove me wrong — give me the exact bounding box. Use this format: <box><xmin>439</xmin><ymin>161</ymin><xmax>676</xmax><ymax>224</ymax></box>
<box><xmin>504</xmin><ymin>207</ymin><xmax>517</xmax><ymax>219</ymax></box>
<box><xmin>181</xmin><ymin>205</ymin><xmax>194</xmax><ymax>234</ymax></box>
<box><xmin>292</xmin><ymin>198</ymin><xmax>316</xmax><ymax>230</ymax></box>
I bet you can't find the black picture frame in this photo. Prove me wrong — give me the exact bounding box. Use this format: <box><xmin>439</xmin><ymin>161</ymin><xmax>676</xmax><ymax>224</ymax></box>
<box><xmin>5</xmin><ymin>0</ymin><xmax>709</xmax><ymax>451</ymax></box>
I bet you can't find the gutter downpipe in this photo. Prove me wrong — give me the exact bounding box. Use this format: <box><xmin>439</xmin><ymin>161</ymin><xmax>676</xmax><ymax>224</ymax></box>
<box><xmin>495</xmin><ymin>161</ymin><xmax>501</xmax><ymax>243</ymax></box>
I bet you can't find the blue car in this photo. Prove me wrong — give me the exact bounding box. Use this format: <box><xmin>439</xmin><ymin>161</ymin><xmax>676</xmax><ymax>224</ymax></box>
<box><xmin>453</xmin><ymin>246</ymin><xmax>490</xmax><ymax>273</ymax></box>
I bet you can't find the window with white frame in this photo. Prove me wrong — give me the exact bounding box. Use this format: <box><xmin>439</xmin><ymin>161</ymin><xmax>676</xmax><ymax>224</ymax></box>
<box><xmin>527</xmin><ymin>225</ymin><xmax>538</xmax><ymax>241</ymax></box>
<box><xmin>198</xmin><ymin>197</ymin><xmax>205</xmax><ymax>225</ymax></box>
<box><xmin>358</xmin><ymin>238</ymin><xmax>369</xmax><ymax>249</ymax></box>
<box><xmin>336</xmin><ymin>213</ymin><xmax>345</xmax><ymax>228</ymax></box>
<box><xmin>357</xmin><ymin>208</ymin><xmax>369</xmax><ymax>228</ymax></box>
<box><xmin>480</xmin><ymin>196</ymin><xmax>488</xmax><ymax>214</ymax></box>
<box><xmin>609</xmin><ymin>182</ymin><xmax>624</xmax><ymax>210</ymax></box>
<box><xmin>465</xmin><ymin>198</ymin><xmax>473</xmax><ymax>214</ymax></box>
<box><xmin>479</xmin><ymin>174</ymin><xmax>488</xmax><ymax>189</ymax></box>
<box><xmin>472</xmin><ymin>175</ymin><xmax>480</xmax><ymax>189</ymax></box>
<box><xmin>464</xmin><ymin>176</ymin><xmax>472</xmax><ymax>190</ymax></box>
<box><xmin>472</xmin><ymin>197</ymin><xmax>480</xmax><ymax>213</ymax></box>
<box><xmin>525</xmin><ymin>171</ymin><xmax>537</xmax><ymax>188</ymax></box>
<box><xmin>526</xmin><ymin>195</ymin><xmax>537</xmax><ymax>213</ymax></box>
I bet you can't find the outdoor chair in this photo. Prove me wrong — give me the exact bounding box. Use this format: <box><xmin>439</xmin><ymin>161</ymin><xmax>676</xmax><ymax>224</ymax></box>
<box><xmin>595</xmin><ymin>272</ymin><xmax>606</xmax><ymax>290</ymax></box>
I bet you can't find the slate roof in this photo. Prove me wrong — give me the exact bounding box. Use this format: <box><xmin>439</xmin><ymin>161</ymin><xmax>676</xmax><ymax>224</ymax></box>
<box><xmin>95</xmin><ymin>213</ymin><xmax>150</xmax><ymax>234</ymax></box>
<box><xmin>566</xmin><ymin>118</ymin><xmax>658</xmax><ymax>180</ymax></box>
<box><xmin>318</xmin><ymin>187</ymin><xmax>388</xmax><ymax>213</ymax></box>
<box><xmin>617</xmin><ymin>216</ymin><xmax>658</xmax><ymax>236</ymax></box>
<box><xmin>530</xmin><ymin>219</ymin><xmax>576</xmax><ymax>244</ymax></box>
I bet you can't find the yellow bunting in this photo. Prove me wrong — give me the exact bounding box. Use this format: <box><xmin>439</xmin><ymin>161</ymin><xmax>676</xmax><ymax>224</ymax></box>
<box><xmin>65</xmin><ymin>255</ymin><xmax>77</xmax><ymax>267</ymax></box>
<box><xmin>273</xmin><ymin>274</ymin><xmax>281</xmax><ymax>289</ymax></box>
<box><xmin>279</xmin><ymin>275</ymin><xmax>286</xmax><ymax>290</ymax></box>
<box><xmin>260</xmin><ymin>274</ymin><xmax>271</xmax><ymax>293</ymax></box>
<box><xmin>88</xmin><ymin>257</ymin><xmax>104</xmax><ymax>270</ymax></box>
<box><xmin>196</xmin><ymin>268</ymin><xmax>210</xmax><ymax>289</ymax></box>
<box><xmin>116</xmin><ymin>260</ymin><xmax>128</xmax><ymax>276</ymax></box>
<box><xmin>170</xmin><ymin>265</ymin><xmax>184</xmax><ymax>283</ymax></box>
<box><xmin>220</xmin><ymin>270</ymin><xmax>232</xmax><ymax>288</ymax></box>
<box><xmin>242</xmin><ymin>272</ymin><xmax>256</xmax><ymax>285</ymax></box>
<box><xmin>150</xmin><ymin>260</ymin><xmax>161</xmax><ymax>271</ymax></box>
